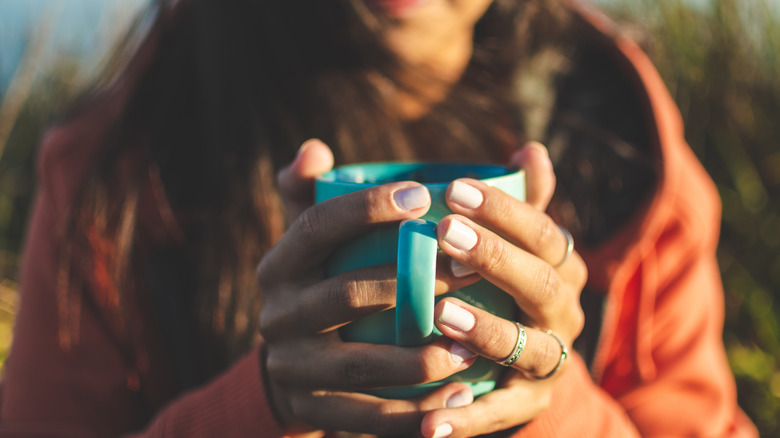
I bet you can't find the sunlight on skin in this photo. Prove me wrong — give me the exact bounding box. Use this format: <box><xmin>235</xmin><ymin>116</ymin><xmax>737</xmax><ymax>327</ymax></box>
<box><xmin>362</xmin><ymin>0</ymin><xmax>494</xmax><ymax>118</ymax></box>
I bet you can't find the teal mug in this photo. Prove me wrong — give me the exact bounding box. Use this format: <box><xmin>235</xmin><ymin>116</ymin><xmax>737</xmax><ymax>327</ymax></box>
<box><xmin>315</xmin><ymin>162</ymin><xmax>525</xmax><ymax>399</ymax></box>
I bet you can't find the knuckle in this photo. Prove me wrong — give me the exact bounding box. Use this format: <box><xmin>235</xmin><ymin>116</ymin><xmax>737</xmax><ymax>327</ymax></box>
<box><xmin>492</xmin><ymin>195</ymin><xmax>516</xmax><ymax>222</ymax></box>
<box><xmin>533</xmin><ymin>334</ymin><xmax>561</xmax><ymax>376</ymax></box>
<box><xmin>481</xmin><ymin>320</ymin><xmax>510</xmax><ymax>358</ymax></box>
<box><xmin>334</xmin><ymin>274</ymin><xmax>368</xmax><ymax>311</ymax></box>
<box><xmin>362</xmin><ymin>405</ymin><xmax>388</xmax><ymax>433</ymax></box>
<box><xmin>343</xmin><ymin>353</ymin><xmax>379</xmax><ymax>388</ymax></box>
<box><xmin>264</xmin><ymin>349</ymin><xmax>289</xmax><ymax>384</ymax></box>
<box><xmin>366</xmin><ymin>404</ymin><xmax>398</xmax><ymax>434</ymax></box>
<box><xmin>534</xmin><ymin>265</ymin><xmax>561</xmax><ymax>305</ymax></box>
<box><xmin>259</xmin><ymin>293</ymin><xmax>295</xmax><ymax>340</ymax></box>
<box><xmin>258</xmin><ymin>309</ymin><xmax>276</xmax><ymax>340</ymax></box>
<box><xmin>289</xmin><ymin>394</ymin><xmax>318</xmax><ymax>425</ymax></box>
<box><xmin>296</xmin><ymin>206</ymin><xmax>325</xmax><ymax>242</ymax></box>
<box><xmin>360</xmin><ymin>189</ymin><xmax>386</xmax><ymax>224</ymax></box>
<box><xmin>476</xmin><ymin>237</ymin><xmax>511</xmax><ymax>274</ymax></box>
<box><xmin>535</xmin><ymin>216</ymin><xmax>557</xmax><ymax>253</ymax></box>
<box><xmin>573</xmin><ymin>255</ymin><xmax>589</xmax><ymax>290</ymax></box>
<box><xmin>571</xmin><ymin>306</ymin><xmax>586</xmax><ymax>338</ymax></box>
<box><xmin>411</xmin><ymin>352</ymin><xmax>441</xmax><ymax>383</ymax></box>
<box><xmin>481</xmin><ymin>409</ymin><xmax>509</xmax><ymax>432</ymax></box>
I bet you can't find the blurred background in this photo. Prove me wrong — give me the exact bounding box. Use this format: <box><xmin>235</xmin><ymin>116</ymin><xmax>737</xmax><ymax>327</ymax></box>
<box><xmin>0</xmin><ymin>0</ymin><xmax>778</xmax><ymax>435</ymax></box>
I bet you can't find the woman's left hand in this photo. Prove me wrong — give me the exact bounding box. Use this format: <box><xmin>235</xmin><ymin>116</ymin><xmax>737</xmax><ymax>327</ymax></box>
<box><xmin>420</xmin><ymin>142</ymin><xmax>588</xmax><ymax>438</ymax></box>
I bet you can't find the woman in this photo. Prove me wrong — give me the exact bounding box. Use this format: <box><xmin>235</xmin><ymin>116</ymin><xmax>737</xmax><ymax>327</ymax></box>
<box><xmin>0</xmin><ymin>0</ymin><xmax>756</xmax><ymax>436</ymax></box>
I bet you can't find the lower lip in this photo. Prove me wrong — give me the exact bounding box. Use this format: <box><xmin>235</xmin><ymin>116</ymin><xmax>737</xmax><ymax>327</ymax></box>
<box><xmin>368</xmin><ymin>0</ymin><xmax>432</xmax><ymax>17</ymax></box>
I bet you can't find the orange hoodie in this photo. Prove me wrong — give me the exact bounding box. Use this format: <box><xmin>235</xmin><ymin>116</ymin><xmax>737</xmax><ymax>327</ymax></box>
<box><xmin>507</xmin><ymin>3</ymin><xmax>757</xmax><ymax>436</ymax></box>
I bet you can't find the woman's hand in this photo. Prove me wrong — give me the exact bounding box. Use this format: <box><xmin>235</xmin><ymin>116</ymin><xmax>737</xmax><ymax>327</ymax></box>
<box><xmin>258</xmin><ymin>139</ymin><xmax>481</xmax><ymax>435</ymax></box>
<box><xmin>420</xmin><ymin>142</ymin><xmax>588</xmax><ymax>438</ymax></box>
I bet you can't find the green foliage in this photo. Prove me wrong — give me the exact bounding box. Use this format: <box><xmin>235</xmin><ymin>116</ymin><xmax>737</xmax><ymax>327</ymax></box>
<box><xmin>0</xmin><ymin>58</ymin><xmax>80</xmax><ymax>373</ymax></box>
<box><xmin>0</xmin><ymin>276</ymin><xmax>17</xmax><ymax>370</ymax></box>
<box><xmin>603</xmin><ymin>0</ymin><xmax>780</xmax><ymax>434</ymax></box>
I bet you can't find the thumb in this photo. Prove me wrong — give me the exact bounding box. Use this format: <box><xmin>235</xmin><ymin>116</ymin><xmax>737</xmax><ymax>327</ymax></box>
<box><xmin>277</xmin><ymin>138</ymin><xmax>334</xmax><ymax>224</ymax></box>
<box><xmin>510</xmin><ymin>141</ymin><xmax>556</xmax><ymax>211</ymax></box>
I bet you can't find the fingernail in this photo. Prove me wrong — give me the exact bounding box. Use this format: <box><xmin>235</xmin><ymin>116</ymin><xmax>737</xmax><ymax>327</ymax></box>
<box><xmin>449</xmin><ymin>342</ymin><xmax>476</xmax><ymax>365</ymax></box>
<box><xmin>512</xmin><ymin>141</ymin><xmax>550</xmax><ymax>167</ymax></box>
<box><xmin>297</xmin><ymin>138</ymin><xmax>318</xmax><ymax>157</ymax></box>
<box><xmin>446</xmin><ymin>388</ymin><xmax>474</xmax><ymax>408</ymax></box>
<box><xmin>439</xmin><ymin>301</ymin><xmax>475</xmax><ymax>332</ymax></box>
<box><xmin>513</xmin><ymin>141</ymin><xmax>553</xmax><ymax>172</ymax></box>
<box><xmin>526</xmin><ymin>140</ymin><xmax>549</xmax><ymax>157</ymax></box>
<box><xmin>449</xmin><ymin>181</ymin><xmax>483</xmax><ymax>209</ymax></box>
<box><xmin>393</xmin><ymin>186</ymin><xmax>430</xmax><ymax>211</ymax></box>
<box><xmin>433</xmin><ymin>423</ymin><xmax>453</xmax><ymax>438</ymax></box>
<box><xmin>443</xmin><ymin>219</ymin><xmax>477</xmax><ymax>251</ymax></box>
<box><xmin>450</xmin><ymin>259</ymin><xmax>477</xmax><ymax>278</ymax></box>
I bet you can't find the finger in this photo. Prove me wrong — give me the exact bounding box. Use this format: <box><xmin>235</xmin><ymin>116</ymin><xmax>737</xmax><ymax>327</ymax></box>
<box><xmin>420</xmin><ymin>376</ymin><xmax>553</xmax><ymax>438</ymax></box>
<box><xmin>433</xmin><ymin>298</ymin><xmax>567</xmax><ymax>378</ymax></box>
<box><xmin>277</xmin><ymin>139</ymin><xmax>335</xmax><ymax>223</ymax></box>
<box><xmin>436</xmin><ymin>215</ymin><xmax>570</xmax><ymax>327</ymax></box>
<box><xmin>262</xmin><ymin>258</ymin><xmax>480</xmax><ymax>339</ymax></box>
<box><xmin>445</xmin><ymin>178</ymin><xmax>571</xmax><ymax>268</ymax></box>
<box><xmin>289</xmin><ymin>382</ymin><xmax>472</xmax><ymax>435</ymax></box>
<box><xmin>257</xmin><ymin>181</ymin><xmax>431</xmax><ymax>283</ymax></box>
<box><xmin>509</xmin><ymin>141</ymin><xmax>555</xmax><ymax>211</ymax></box>
<box><xmin>266</xmin><ymin>337</ymin><xmax>477</xmax><ymax>391</ymax></box>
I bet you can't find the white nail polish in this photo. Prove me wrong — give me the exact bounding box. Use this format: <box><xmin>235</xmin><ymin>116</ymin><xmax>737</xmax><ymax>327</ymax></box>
<box><xmin>449</xmin><ymin>181</ymin><xmax>483</xmax><ymax>209</ymax></box>
<box><xmin>296</xmin><ymin>141</ymin><xmax>312</xmax><ymax>157</ymax></box>
<box><xmin>446</xmin><ymin>388</ymin><xmax>474</xmax><ymax>408</ymax></box>
<box><xmin>450</xmin><ymin>259</ymin><xmax>477</xmax><ymax>278</ymax></box>
<box><xmin>393</xmin><ymin>186</ymin><xmax>430</xmax><ymax>211</ymax></box>
<box><xmin>449</xmin><ymin>342</ymin><xmax>475</xmax><ymax>365</ymax></box>
<box><xmin>439</xmin><ymin>301</ymin><xmax>475</xmax><ymax>332</ymax></box>
<box><xmin>443</xmin><ymin>219</ymin><xmax>478</xmax><ymax>251</ymax></box>
<box><xmin>433</xmin><ymin>423</ymin><xmax>453</xmax><ymax>438</ymax></box>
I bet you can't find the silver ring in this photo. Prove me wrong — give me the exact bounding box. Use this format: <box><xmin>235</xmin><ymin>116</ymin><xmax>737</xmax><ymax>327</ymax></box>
<box><xmin>554</xmin><ymin>226</ymin><xmax>574</xmax><ymax>268</ymax></box>
<box><xmin>498</xmin><ymin>322</ymin><xmax>527</xmax><ymax>366</ymax></box>
<box><xmin>528</xmin><ymin>329</ymin><xmax>568</xmax><ymax>380</ymax></box>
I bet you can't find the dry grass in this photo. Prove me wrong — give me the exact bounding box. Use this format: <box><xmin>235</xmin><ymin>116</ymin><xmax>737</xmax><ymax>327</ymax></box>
<box><xmin>0</xmin><ymin>279</ymin><xmax>17</xmax><ymax>373</ymax></box>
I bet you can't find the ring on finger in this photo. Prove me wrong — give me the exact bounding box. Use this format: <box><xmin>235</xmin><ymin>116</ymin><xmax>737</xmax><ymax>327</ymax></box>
<box><xmin>553</xmin><ymin>226</ymin><xmax>574</xmax><ymax>268</ymax></box>
<box><xmin>527</xmin><ymin>329</ymin><xmax>569</xmax><ymax>380</ymax></box>
<box><xmin>498</xmin><ymin>322</ymin><xmax>527</xmax><ymax>367</ymax></box>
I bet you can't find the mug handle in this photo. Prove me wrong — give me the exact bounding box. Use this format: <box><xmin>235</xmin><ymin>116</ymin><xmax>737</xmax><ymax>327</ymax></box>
<box><xmin>396</xmin><ymin>219</ymin><xmax>438</xmax><ymax>347</ymax></box>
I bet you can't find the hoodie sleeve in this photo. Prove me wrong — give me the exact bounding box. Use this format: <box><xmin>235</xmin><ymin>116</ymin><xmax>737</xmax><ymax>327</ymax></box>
<box><xmin>0</xmin><ymin>124</ymin><xmax>287</xmax><ymax>438</ymax></box>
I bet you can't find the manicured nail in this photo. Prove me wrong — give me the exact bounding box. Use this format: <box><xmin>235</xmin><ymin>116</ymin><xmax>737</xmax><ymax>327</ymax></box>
<box><xmin>439</xmin><ymin>301</ymin><xmax>475</xmax><ymax>332</ymax></box>
<box><xmin>433</xmin><ymin>423</ymin><xmax>453</xmax><ymax>438</ymax></box>
<box><xmin>393</xmin><ymin>186</ymin><xmax>430</xmax><ymax>211</ymax></box>
<box><xmin>450</xmin><ymin>259</ymin><xmax>477</xmax><ymax>278</ymax></box>
<box><xmin>297</xmin><ymin>141</ymin><xmax>312</xmax><ymax>157</ymax></box>
<box><xmin>443</xmin><ymin>219</ymin><xmax>477</xmax><ymax>251</ymax></box>
<box><xmin>297</xmin><ymin>138</ymin><xmax>323</xmax><ymax>158</ymax></box>
<box><xmin>449</xmin><ymin>342</ymin><xmax>476</xmax><ymax>365</ymax></box>
<box><xmin>526</xmin><ymin>140</ymin><xmax>549</xmax><ymax>156</ymax></box>
<box><xmin>449</xmin><ymin>180</ymin><xmax>483</xmax><ymax>209</ymax></box>
<box><xmin>446</xmin><ymin>388</ymin><xmax>474</xmax><ymax>408</ymax></box>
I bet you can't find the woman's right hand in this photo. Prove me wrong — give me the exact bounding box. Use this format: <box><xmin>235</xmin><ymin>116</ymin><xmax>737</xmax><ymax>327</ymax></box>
<box><xmin>257</xmin><ymin>139</ymin><xmax>479</xmax><ymax>435</ymax></box>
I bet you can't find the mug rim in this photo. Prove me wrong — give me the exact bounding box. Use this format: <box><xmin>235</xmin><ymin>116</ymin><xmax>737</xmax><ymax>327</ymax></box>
<box><xmin>316</xmin><ymin>161</ymin><xmax>524</xmax><ymax>188</ymax></box>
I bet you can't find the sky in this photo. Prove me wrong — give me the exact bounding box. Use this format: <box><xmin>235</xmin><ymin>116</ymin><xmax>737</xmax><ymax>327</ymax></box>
<box><xmin>1</xmin><ymin>0</ymin><xmax>778</xmax><ymax>97</ymax></box>
<box><xmin>0</xmin><ymin>0</ymin><xmax>148</xmax><ymax>94</ymax></box>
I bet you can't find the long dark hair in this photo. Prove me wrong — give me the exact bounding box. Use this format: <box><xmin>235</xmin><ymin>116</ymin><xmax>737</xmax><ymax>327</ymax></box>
<box><xmin>59</xmin><ymin>0</ymin><xmax>573</xmax><ymax>399</ymax></box>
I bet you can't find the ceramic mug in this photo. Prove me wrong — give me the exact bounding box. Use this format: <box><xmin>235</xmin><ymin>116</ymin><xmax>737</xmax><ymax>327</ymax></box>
<box><xmin>315</xmin><ymin>162</ymin><xmax>525</xmax><ymax>399</ymax></box>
